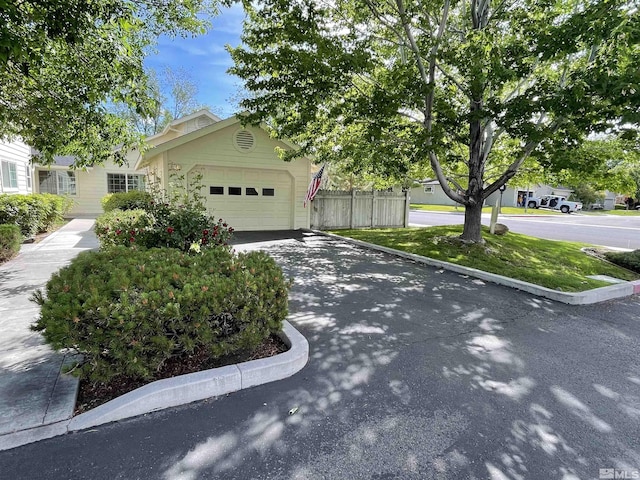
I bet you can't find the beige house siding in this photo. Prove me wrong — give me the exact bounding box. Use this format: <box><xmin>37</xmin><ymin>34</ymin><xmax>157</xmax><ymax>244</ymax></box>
<box><xmin>0</xmin><ymin>139</ymin><xmax>33</xmax><ymax>194</ymax></box>
<box><xmin>35</xmin><ymin>160</ymin><xmax>143</xmax><ymax>216</ymax></box>
<box><xmin>409</xmin><ymin>182</ymin><xmax>459</xmax><ymax>206</ymax></box>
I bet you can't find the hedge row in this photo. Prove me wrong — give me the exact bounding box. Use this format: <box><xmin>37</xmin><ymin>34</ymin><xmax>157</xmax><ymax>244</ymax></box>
<box><xmin>0</xmin><ymin>224</ymin><xmax>21</xmax><ymax>262</ymax></box>
<box><xmin>101</xmin><ymin>191</ymin><xmax>153</xmax><ymax>212</ymax></box>
<box><xmin>0</xmin><ymin>194</ymin><xmax>73</xmax><ymax>238</ymax></box>
<box><xmin>31</xmin><ymin>246</ymin><xmax>290</xmax><ymax>383</ymax></box>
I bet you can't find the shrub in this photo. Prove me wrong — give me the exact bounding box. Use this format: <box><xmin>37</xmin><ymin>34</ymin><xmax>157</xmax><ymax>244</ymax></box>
<box><xmin>31</xmin><ymin>246</ymin><xmax>289</xmax><ymax>383</ymax></box>
<box><xmin>102</xmin><ymin>191</ymin><xmax>153</xmax><ymax>213</ymax></box>
<box><xmin>0</xmin><ymin>193</ymin><xmax>72</xmax><ymax>237</ymax></box>
<box><xmin>0</xmin><ymin>224</ymin><xmax>21</xmax><ymax>262</ymax></box>
<box><xmin>95</xmin><ymin>206</ymin><xmax>234</xmax><ymax>252</ymax></box>
<box><xmin>605</xmin><ymin>249</ymin><xmax>640</xmax><ymax>274</ymax></box>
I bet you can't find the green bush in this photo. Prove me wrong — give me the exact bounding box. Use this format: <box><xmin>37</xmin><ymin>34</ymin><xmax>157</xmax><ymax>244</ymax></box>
<box><xmin>31</xmin><ymin>246</ymin><xmax>289</xmax><ymax>383</ymax></box>
<box><xmin>101</xmin><ymin>191</ymin><xmax>153</xmax><ymax>212</ymax></box>
<box><xmin>0</xmin><ymin>224</ymin><xmax>21</xmax><ymax>262</ymax></box>
<box><xmin>95</xmin><ymin>206</ymin><xmax>234</xmax><ymax>251</ymax></box>
<box><xmin>605</xmin><ymin>249</ymin><xmax>640</xmax><ymax>274</ymax></box>
<box><xmin>0</xmin><ymin>193</ymin><xmax>72</xmax><ymax>237</ymax></box>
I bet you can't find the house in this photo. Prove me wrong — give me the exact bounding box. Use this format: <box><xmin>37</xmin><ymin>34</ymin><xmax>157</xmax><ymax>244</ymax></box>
<box><xmin>0</xmin><ymin>138</ymin><xmax>33</xmax><ymax>195</ymax></box>
<box><xmin>409</xmin><ymin>180</ymin><xmax>460</xmax><ymax>206</ymax></box>
<box><xmin>34</xmin><ymin>156</ymin><xmax>143</xmax><ymax>216</ymax></box>
<box><xmin>411</xmin><ymin>180</ymin><xmax>580</xmax><ymax>209</ymax></box>
<box><xmin>133</xmin><ymin>110</ymin><xmax>312</xmax><ymax>231</ymax></box>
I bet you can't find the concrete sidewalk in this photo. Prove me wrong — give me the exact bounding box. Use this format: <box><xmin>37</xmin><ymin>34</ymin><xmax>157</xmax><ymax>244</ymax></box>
<box><xmin>0</xmin><ymin>219</ymin><xmax>98</xmax><ymax>443</ymax></box>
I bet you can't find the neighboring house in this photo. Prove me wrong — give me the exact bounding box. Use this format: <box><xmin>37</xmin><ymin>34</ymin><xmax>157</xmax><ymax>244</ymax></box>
<box><xmin>411</xmin><ymin>180</ymin><xmax>579</xmax><ymax>209</ymax></box>
<box><xmin>409</xmin><ymin>180</ymin><xmax>460</xmax><ymax>206</ymax></box>
<box><xmin>133</xmin><ymin>110</ymin><xmax>312</xmax><ymax>231</ymax></box>
<box><xmin>34</xmin><ymin>156</ymin><xmax>143</xmax><ymax>216</ymax></box>
<box><xmin>0</xmin><ymin>138</ymin><xmax>33</xmax><ymax>195</ymax></box>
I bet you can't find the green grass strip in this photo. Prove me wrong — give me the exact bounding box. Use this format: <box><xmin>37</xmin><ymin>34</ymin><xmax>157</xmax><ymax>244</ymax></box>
<box><xmin>331</xmin><ymin>226</ymin><xmax>639</xmax><ymax>292</ymax></box>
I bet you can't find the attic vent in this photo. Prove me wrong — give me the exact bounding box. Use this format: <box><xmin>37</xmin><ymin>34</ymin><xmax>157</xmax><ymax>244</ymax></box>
<box><xmin>197</xmin><ymin>116</ymin><xmax>213</xmax><ymax>129</ymax></box>
<box><xmin>234</xmin><ymin>130</ymin><xmax>255</xmax><ymax>152</ymax></box>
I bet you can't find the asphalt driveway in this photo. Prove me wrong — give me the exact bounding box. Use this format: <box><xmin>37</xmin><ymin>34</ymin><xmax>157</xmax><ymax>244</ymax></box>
<box><xmin>2</xmin><ymin>231</ymin><xmax>639</xmax><ymax>479</ymax></box>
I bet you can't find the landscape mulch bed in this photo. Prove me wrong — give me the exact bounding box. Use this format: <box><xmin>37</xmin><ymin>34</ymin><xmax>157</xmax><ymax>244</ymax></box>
<box><xmin>75</xmin><ymin>334</ymin><xmax>289</xmax><ymax>415</ymax></box>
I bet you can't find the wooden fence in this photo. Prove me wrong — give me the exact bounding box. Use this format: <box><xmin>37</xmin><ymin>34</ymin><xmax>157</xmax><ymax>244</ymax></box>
<box><xmin>310</xmin><ymin>190</ymin><xmax>410</xmax><ymax>230</ymax></box>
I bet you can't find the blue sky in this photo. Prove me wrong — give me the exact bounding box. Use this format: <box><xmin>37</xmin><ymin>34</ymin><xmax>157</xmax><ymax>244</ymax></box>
<box><xmin>144</xmin><ymin>4</ymin><xmax>246</xmax><ymax>119</ymax></box>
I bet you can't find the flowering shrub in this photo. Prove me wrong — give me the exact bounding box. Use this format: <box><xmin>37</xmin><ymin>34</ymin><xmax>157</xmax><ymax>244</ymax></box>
<box><xmin>31</xmin><ymin>246</ymin><xmax>289</xmax><ymax>383</ymax></box>
<box><xmin>96</xmin><ymin>171</ymin><xmax>234</xmax><ymax>251</ymax></box>
<box><xmin>95</xmin><ymin>207</ymin><xmax>234</xmax><ymax>251</ymax></box>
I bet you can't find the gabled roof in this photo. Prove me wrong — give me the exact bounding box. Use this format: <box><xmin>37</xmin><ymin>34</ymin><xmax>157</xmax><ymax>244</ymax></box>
<box><xmin>145</xmin><ymin>109</ymin><xmax>222</xmax><ymax>143</ymax></box>
<box><xmin>135</xmin><ymin>114</ymin><xmax>302</xmax><ymax>170</ymax></box>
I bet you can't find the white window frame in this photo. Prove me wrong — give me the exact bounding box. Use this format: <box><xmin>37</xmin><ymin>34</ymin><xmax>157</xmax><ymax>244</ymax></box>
<box><xmin>38</xmin><ymin>170</ymin><xmax>76</xmax><ymax>195</ymax></box>
<box><xmin>1</xmin><ymin>160</ymin><xmax>19</xmax><ymax>190</ymax></box>
<box><xmin>107</xmin><ymin>173</ymin><xmax>145</xmax><ymax>193</ymax></box>
<box><xmin>25</xmin><ymin>165</ymin><xmax>32</xmax><ymax>190</ymax></box>
<box><xmin>424</xmin><ymin>185</ymin><xmax>434</xmax><ymax>194</ymax></box>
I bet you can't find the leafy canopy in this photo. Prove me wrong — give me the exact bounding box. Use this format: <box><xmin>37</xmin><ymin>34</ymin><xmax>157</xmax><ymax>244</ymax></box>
<box><xmin>230</xmin><ymin>0</ymin><xmax>639</xmax><ymax>241</ymax></box>
<box><xmin>0</xmin><ymin>0</ymin><xmax>221</xmax><ymax>167</ymax></box>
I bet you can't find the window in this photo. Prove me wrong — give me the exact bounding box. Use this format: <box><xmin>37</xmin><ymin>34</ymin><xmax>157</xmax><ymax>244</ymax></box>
<box><xmin>25</xmin><ymin>165</ymin><xmax>32</xmax><ymax>190</ymax></box>
<box><xmin>228</xmin><ymin>187</ymin><xmax>242</xmax><ymax>195</ymax></box>
<box><xmin>38</xmin><ymin>171</ymin><xmax>76</xmax><ymax>195</ymax></box>
<box><xmin>107</xmin><ymin>173</ymin><xmax>144</xmax><ymax>193</ymax></box>
<box><xmin>1</xmin><ymin>161</ymin><xmax>18</xmax><ymax>189</ymax></box>
<box><xmin>209</xmin><ymin>186</ymin><xmax>224</xmax><ymax>195</ymax></box>
<box><xmin>246</xmin><ymin>187</ymin><xmax>258</xmax><ymax>196</ymax></box>
<box><xmin>424</xmin><ymin>186</ymin><xmax>434</xmax><ymax>194</ymax></box>
<box><xmin>262</xmin><ymin>188</ymin><xmax>275</xmax><ymax>196</ymax></box>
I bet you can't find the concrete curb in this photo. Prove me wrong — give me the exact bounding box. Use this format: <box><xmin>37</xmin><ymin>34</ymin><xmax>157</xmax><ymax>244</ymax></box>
<box><xmin>315</xmin><ymin>230</ymin><xmax>640</xmax><ymax>305</ymax></box>
<box><xmin>0</xmin><ymin>321</ymin><xmax>308</xmax><ymax>451</ymax></box>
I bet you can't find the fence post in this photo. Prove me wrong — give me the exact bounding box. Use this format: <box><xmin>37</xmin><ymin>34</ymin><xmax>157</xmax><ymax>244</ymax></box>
<box><xmin>350</xmin><ymin>189</ymin><xmax>356</xmax><ymax>229</ymax></box>
<box><xmin>371</xmin><ymin>190</ymin><xmax>376</xmax><ymax>228</ymax></box>
<box><xmin>404</xmin><ymin>189</ymin><xmax>410</xmax><ymax>227</ymax></box>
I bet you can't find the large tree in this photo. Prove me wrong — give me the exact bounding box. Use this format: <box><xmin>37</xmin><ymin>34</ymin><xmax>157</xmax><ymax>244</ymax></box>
<box><xmin>0</xmin><ymin>0</ymin><xmax>220</xmax><ymax>167</ymax></box>
<box><xmin>230</xmin><ymin>0</ymin><xmax>639</xmax><ymax>242</ymax></box>
<box><xmin>112</xmin><ymin>67</ymin><xmax>213</xmax><ymax>137</ymax></box>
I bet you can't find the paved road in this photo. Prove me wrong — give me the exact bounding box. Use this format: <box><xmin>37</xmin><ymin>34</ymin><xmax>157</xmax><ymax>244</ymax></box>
<box><xmin>410</xmin><ymin>210</ymin><xmax>640</xmax><ymax>249</ymax></box>
<box><xmin>1</xmin><ymin>233</ymin><xmax>639</xmax><ymax>479</ymax></box>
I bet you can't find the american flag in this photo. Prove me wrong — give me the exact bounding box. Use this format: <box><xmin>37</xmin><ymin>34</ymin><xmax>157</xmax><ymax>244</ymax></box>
<box><xmin>304</xmin><ymin>164</ymin><xmax>325</xmax><ymax>207</ymax></box>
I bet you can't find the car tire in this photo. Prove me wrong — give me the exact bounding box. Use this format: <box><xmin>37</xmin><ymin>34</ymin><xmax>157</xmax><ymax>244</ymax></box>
<box><xmin>560</xmin><ymin>205</ymin><xmax>570</xmax><ymax>213</ymax></box>
<box><xmin>527</xmin><ymin>201</ymin><xmax>537</xmax><ymax>209</ymax></box>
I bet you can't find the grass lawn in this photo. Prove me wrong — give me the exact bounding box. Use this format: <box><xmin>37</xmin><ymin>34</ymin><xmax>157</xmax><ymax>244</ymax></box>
<box><xmin>410</xmin><ymin>204</ymin><xmax>562</xmax><ymax>215</ymax></box>
<box><xmin>581</xmin><ymin>209</ymin><xmax>640</xmax><ymax>216</ymax></box>
<box><xmin>331</xmin><ymin>226</ymin><xmax>639</xmax><ymax>292</ymax></box>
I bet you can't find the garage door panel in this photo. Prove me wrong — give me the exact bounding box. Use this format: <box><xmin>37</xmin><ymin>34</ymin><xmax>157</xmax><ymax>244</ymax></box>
<box><xmin>202</xmin><ymin>166</ymin><xmax>292</xmax><ymax>231</ymax></box>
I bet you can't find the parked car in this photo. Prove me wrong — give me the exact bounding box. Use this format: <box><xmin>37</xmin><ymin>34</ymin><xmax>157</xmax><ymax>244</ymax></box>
<box><xmin>527</xmin><ymin>195</ymin><xmax>582</xmax><ymax>213</ymax></box>
<box><xmin>590</xmin><ymin>203</ymin><xmax>604</xmax><ymax>210</ymax></box>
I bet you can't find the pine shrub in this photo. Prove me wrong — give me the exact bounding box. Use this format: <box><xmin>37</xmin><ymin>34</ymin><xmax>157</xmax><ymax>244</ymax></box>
<box><xmin>31</xmin><ymin>246</ymin><xmax>289</xmax><ymax>383</ymax></box>
<box><xmin>0</xmin><ymin>224</ymin><xmax>21</xmax><ymax>262</ymax></box>
<box><xmin>605</xmin><ymin>249</ymin><xmax>640</xmax><ymax>274</ymax></box>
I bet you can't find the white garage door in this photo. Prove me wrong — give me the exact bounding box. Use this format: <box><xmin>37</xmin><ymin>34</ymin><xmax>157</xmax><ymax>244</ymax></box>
<box><xmin>203</xmin><ymin>166</ymin><xmax>293</xmax><ymax>231</ymax></box>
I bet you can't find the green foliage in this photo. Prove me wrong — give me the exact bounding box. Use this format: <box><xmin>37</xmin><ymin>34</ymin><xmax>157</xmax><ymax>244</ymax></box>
<box><xmin>229</xmin><ymin>0</ymin><xmax>639</xmax><ymax>242</ymax></box>
<box><xmin>1</xmin><ymin>1</ymin><xmax>220</xmax><ymax>167</ymax></box>
<box><xmin>568</xmin><ymin>184</ymin><xmax>604</xmax><ymax>206</ymax></box>
<box><xmin>96</xmin><ymin>171</ymin><xmax>233</xmax><ymax>251</ymax></box>
<box><xmin>0</xmin><ymin>193</ymin><xmax>72</xmax><ymax>237</ymax></box>
<box><xmin>333</xmin><ymin>226</ymin><xmax>639</xmax><ymax>292</ymax></box>
<box><xmin>0</xmin><ymin>224</ymin><xmax>21</xmax><ymax>262</ymax></box>
<box><xmin>31</xmin><ymin>246</ymin><xmax>289</xmax><ymax>382</ymax></box>
<box><xmin>101</xmin><ymin>191</ymin><xmax>153</xmax><ymax>212</ymax></box>
<box><xmin>605</xmin><ymin>250</ymin><xmax>640</xmax><ymax>274</ymax></box>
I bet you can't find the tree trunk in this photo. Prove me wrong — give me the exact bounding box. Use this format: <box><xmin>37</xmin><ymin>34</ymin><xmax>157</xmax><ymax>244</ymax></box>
<box><xmin>462</xmin><ymin>201</ymin><xmax>484</xmax><ymax>242</ymax></box>
<box><xmin>461</xmin><ymin>100</ymin><xmax>485</xmax><ymax>243</ymax></box>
